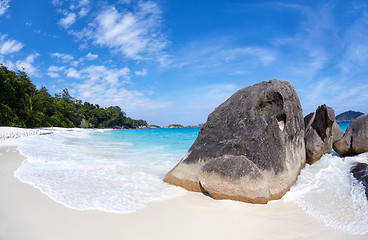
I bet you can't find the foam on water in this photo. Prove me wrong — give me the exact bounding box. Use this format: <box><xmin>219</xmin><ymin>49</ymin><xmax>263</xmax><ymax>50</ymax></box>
<box><xmin>13</xmin><ymin>124</ymin><xmax>368</xmax><ymax>234</ymax></box>
<box><xmin>283</xmin><ymin>153</ymin><xmax>368</xmax><ymax>234</ymax></box>
<box><xmin>15</xmin><ymin>128</ymin><xmax>198</xmax><ymax>213</ymax></box>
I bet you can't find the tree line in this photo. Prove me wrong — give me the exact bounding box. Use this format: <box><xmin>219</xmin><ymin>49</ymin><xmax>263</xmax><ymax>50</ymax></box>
<box><xmin>0</xmin><ymin>65</ymin><xmax>148</xmax><ymax>128</ymax></box>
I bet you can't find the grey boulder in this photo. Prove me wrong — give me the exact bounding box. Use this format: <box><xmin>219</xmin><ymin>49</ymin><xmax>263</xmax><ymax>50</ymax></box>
<box><xmin>164</xmin><ymin>79</ymin><xmax>306</xmax><ymax>203</ymax></box>
<box><xmin>334</xmin><ymin>114</ymin><xmax>368</xmax><ymax>156</ymax></box>
<box><xmin>304</xmin><ymin>104</ymin><xmax>335</xmax><ymax>164</ymax></box>
<box><xmin>332</xmin><ymin>121</ymin><xmax>344</xmax><ymax>143</ymax></box>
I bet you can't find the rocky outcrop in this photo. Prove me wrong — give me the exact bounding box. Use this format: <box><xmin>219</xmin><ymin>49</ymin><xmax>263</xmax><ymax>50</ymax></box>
<box><xmin>164</xmin><ymin>79</ymin><xmax>306</xmax><ymax>204</ymax></box>
<box><xmin>334</xmin><ymin>114</ymin><xmax>368</xmax><ymax>156</ymax></box>
<box><xmin>304</xmin><ymin>105</ymin><xmax>335</xmax><ymax>164</ymax></box>
<box><xmin>332</xmin><ymin>121</ymin><xmax>344</xmax><ymax>143</ymax></box>
<box><xmin>351</xmin><ymin>162</ymin><xmax>368</xmax><ymax>200</ymax></box>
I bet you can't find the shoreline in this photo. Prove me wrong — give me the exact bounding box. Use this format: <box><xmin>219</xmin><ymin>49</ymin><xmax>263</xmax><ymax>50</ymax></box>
<box><xmin>1</xmin><ymin>128</ymin><xmax>367</xmax><ymax>239</ymax></box>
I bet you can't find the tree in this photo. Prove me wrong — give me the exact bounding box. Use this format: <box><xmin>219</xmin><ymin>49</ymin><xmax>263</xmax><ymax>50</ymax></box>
<box><xmin>62</xmin><ymin>88</ymin><xmax>74</xmax><ymax>103</ymax></box>
<box><xmin>0</xmin><ymin>65</ymin><xmax>148</xmax><ymax>129</ymax></box>
<box><xmin>0</xmin><ymin>103</ymin><xmax>25</xmax><ymax>127</ymax></box>
<box><xmin>23</xmin><ymin>93</ymin><xmax>44</xmax><ymax>127</ymax></box>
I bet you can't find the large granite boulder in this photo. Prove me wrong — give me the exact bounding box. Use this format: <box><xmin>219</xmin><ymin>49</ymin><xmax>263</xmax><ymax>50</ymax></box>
<box><xmin>332</xmin><ymin>121</ymin><xmax>344</xmax><ymax>143</ymax></box>
<box><xmin>164</xmin><ymin>79</ymin><xmax>306</xmax><ymax>203</ymax></box>
<box><xmin>304</xmin><ymin>104</ymin><xmax>335</xmax><ymax>164</ymax></box>
<box><xmin>351</xmin><ymin>162</ymin><xmax>368</xmax><ymax>200</ymax></box>
<box><xmin>334</xmin><ymin>114</ymin><xmax>368</xmax><ymax>156</ymax></box>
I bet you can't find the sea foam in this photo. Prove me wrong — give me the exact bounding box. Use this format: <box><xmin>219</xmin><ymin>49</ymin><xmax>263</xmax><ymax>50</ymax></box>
<box><xmin>15</xmin><ymin>128</ymin><xmax>195</xmax><ymax>213</ymax></box>
<box><xmin>13</xmin><ymin>127</ymin><xmax>368</xmax><ymax>234</ymax></box>
<box><xmin>283</xmin><ymin>153</ymin><xmax>368</xmax><ymax>234</ymax></box>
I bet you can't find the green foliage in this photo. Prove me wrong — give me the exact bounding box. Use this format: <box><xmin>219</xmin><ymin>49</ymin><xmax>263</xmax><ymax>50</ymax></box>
<box><xmin>165</xmin><ymin>124</ymin><xmax>184</xmax><ymax>128</ymax></box>
<box><xmin>0</xmin><ymin>65</ymin><xmax>148</xmax><ymax>129</ymax></box>
<box><xmin>0</xmin><ymin>103</ymin><xmax>25</xmax><ymax>127</ymax></box>
<box><xmin>336</xmin><ymin>110</ymin><xmax>364</xmax><ymax>122</ymax></box>
<box><xmin>23</xmin><ymin>92</ymin><xmax>44</xmax><ymax>128</ymax></box>
<box><xmin>148</xmin><ymin>124</ymin><xmax>161</xmax><ymax>128</ymax></box>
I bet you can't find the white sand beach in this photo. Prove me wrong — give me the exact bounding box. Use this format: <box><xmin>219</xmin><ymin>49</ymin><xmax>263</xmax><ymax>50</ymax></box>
<box><xmin>0</xmin><ymin>127</ymin><xmax>367</xmax><ymax>240</ymax></box>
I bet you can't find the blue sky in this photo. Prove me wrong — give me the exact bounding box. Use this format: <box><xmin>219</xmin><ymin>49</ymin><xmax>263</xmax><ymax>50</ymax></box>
<box><xmin>1</xmin><ymin>0</ymin><xmax>368</xmax><ymax>126</ymax></box>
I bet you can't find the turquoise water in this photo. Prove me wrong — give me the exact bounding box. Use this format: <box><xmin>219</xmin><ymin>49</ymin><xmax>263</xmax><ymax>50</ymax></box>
<box><xmin>15</xmin><ymin>128</ymin><xmax>200</xmax><ymax>213</ymax></box>
<box><xmin>99</xmin><ymin>128</ymin><xmax>200</xmax><ymax>158</ymax></box>
<box><xmin>337</xmin><ymin>121</ymin><xmax>352</xmax><ymax>132</ymax></box>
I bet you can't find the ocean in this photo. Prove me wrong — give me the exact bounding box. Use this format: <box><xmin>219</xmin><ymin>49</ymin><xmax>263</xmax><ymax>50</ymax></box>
<box><xmin>15</xmin><ymin>128</ymin><xmax>199</xmax><ymax>213</ymax></box>
<box><xmin>14</xmin><ymin>122</ymin><xmax>368</xmax><ymax>234</ymax></box>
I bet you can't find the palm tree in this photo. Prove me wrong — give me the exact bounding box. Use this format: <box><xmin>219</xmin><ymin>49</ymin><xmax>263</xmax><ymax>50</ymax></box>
<box><xmin>23</xmin><ymin>93</ymin><xmax>43</xmax><ymax>127</ymax></box>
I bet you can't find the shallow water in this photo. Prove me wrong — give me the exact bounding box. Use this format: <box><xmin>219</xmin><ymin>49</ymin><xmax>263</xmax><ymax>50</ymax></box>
<box><xmin>283</xmin><ymin>153</ymin><xmax>368</xmax><ymax>234</ymax></box>
<box><xmin>283</xmin><ymin>120</ymin><xmax>368</xmax><ymax>234</ymax></box>
<box><xmin>15</xmin><ymin>128</ymin><xmax>199</xmax><ymax>213</ymax></box>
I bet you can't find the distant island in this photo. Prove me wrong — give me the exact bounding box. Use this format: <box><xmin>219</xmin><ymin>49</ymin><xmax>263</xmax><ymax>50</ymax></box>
<box><xmin>336</xmin><ymin>110</ymin><xmax>364</xmax><ymax>122</ymax></box>
<box><xmin>0</xmin><ymin>65</ymin><xmax>147</xmax><ymax>129</ymax></box>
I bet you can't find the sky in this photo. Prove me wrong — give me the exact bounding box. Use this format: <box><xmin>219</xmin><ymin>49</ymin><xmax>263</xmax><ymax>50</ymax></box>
<box><xmin>0</xmin><ymin>0</ymin><xmax>368</xmax><ymax>126</ymax></box>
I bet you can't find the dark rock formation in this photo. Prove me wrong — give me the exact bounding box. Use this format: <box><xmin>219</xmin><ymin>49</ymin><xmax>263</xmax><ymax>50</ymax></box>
<box><xmin>351</xmin><ymin>162</ymin><xmax>368</xmax><ymax>200</ymax></box>
<box><xmin>164</xmin><ymin>79</ymin><xmax>306</xmax><ymax>204</ymax></box>
<box><xmin>333</xmin><ymin>114</ymin><xmax>368</xmax><ymax>156</ymax></box>
<box><xmin>304</xmin><ymin>104</ymin><xmax>335</xmax><ymax>164</ymax></box>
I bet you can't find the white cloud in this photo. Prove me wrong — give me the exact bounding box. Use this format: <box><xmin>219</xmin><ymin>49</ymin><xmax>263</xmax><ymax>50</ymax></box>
<box><xmin>50</xmin><ymin>52</ymin><xmax>74</xmax><ymax>62</ymax></box>
<box><xmin>58</xmin><ymin>63</ymin><xmax>172</xmax><ymax>118</ymax></box>
<box><xmin>0</xmin><ymin>0</ymin><xmax>10</xmax><ymax>16</ymax></box>
<box><xmin>85</xmin><ymin>52</ymin><xmax>98</xmax><ymax>60</ymax></box>
<box><xmin>78</xmin><ymin>0</ymin><xmax>89</xmax><ymax>8</ymax></box>
<box><xmin>76</xmin><ymin>82</ymin><xmax>172</xmax><ymax>118</ymax></box>
<box><xmin>62</xmin><ymin>65</ymin><xmax>130</xmax><ymax>84</ymax></box>
<box><xmin>173</xmin><ymin>38</ymin><xmax>276</xmax><ymax>71</ymax></box>
<box><xmin>80</xmin><ymin>65</ymin><xmax>130</xmax><ymax>85</ymax></box>
<box><xmin>58</xmin><ymin>12</ymin><xmax>76</xmax><ymax>28</ymax></box>
<box><xmin>52</xmin><ymin>0</ymin><xmax>62</xmax><ymax>6</ymax></box>
<box><xmin>119</xmin><ymin>0</ymin><xmax>131</xmax><ymax>4</ymax></box>
<box><xmin>135</xmin><ymin>68</ymin><xmax>147</xmax><ymax>76</ymax></box>
<box><xmin>0</xmin><ymin>34</ymin><xmax>24</xmax><ymax>54</ymax></box>
<box><xmin>71</xmin><ymin>60</ymin><xmax>79</xmax><ymax>67</ymax></box>
<box><xmin>66</xmin><ymin>67</ymin><xmax>82</xmax><ymax>79</ymax></box>
<box><xmin>301</xmin><ymin>77</ymin><xmax>368</xmax><ymax>115</ymax></box>
<box><xmin>78</xmin><ymin>7</ymin><xmax>89</xmax><ymax>17</ymax></box>
<box><xmin>71</xmin><ymin>1</ymin><xmax>169</xmax><ymax>63</ymax></box>
<box><xmin>48</xmin><ymin>65</ymin><xmax>64</xmax><ymax>72</ymax></box>
<box><xmin>48</xmin><ymin>65</ymin><xmax>64</xmax><ymax>78</ymax></box>
<box><xmin>2</xmin><ymin>58</ymin><xmax>14</xmax><ymax>69</ymax></box>
<box><xmin>15</xmin><ymin>53</ymin><xmax>40</xmax><ymax>76</ymax></box>
<box><xmin>48</xmin><ymin>72</ymin><xmax>61</xmax><ymax>78</ymax></box>
<box><xmin>54</xmin><ymin>0</ymin><xmax>90</xmax><ymax>27</ymax></box>
<box><xmin>339</xmin><ymin>13</ymin><xmax>368</xmax><ymax>73</ymax></box>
